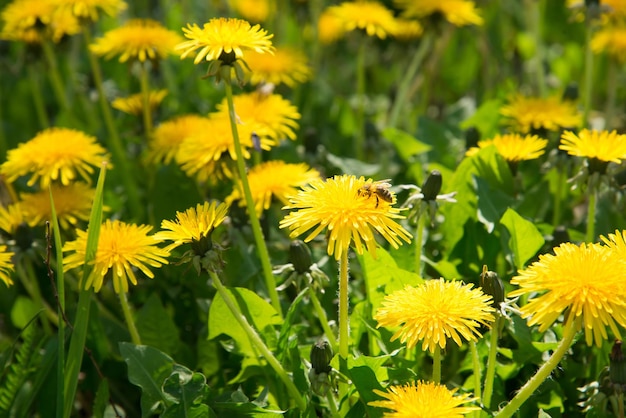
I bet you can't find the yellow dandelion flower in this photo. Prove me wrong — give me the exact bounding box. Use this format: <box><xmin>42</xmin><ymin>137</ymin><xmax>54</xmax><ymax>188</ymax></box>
<box><xmin>90</xmin><ymin>19</ymin><xmax>182</xmax><ymax>63</ymax></box>
<box><xmin>391</xmin><ymin>18</ymin><xmax>424</xmax><ymax>40</ymax></box>
<box><xmin>176</xmin><ymin>18</ymin><xmax>274</xmax><ymax>65</ymax></box>
<box><xmin>509</xmin><ymin>242</ymin><xmax>626</xmax><ymax>347</ymax></box>
<box><xmin>318</xmin><ymin>10</ymin><xmax>346</xmax><ymax>44</ymax></box>
<box><xmin>0</xmin><ymin>245</ymin><xmax>15</xmax><ymax>287</ymax></box>
<box><xmin>175</xmin><ymin>116</ymin><xmax>269</xmax><ymax>183</ymax></box>
<box><xmin>227</xmin><ymin>161</ymin><xmax>321</xmax><ymax>215</ymax></box>
<box><xmin>148</xmin><ymin>114</ymin><xmax>207</xmax><ymax>164</ymax></box>
<box><xmin>560</xmin><ymin>129</ymin><xmax>626</xmax><ymax>163</ymax></box>
<box><xmin>466</xmin><ymin>133</ymin><xmax>548</xmax><ymax>162</ymax></box>
<box><xmin>154</xmin><ymin>201</ymin><xmax>229</xmax><ymax>252</ymax></box>
<box><xmin>591</xmin><ymin>25</ymin><xmax>626</xmax><ymax>62</ymax></box>
<box><xmin>321</xmin><ymin>1</ymin><xmax>399</xmax><ymax>40</ymax></box>
<box><xmin>112</xmin><ymin>89</ymin><xmax>168</xmax><ymax>116</ymax></box>
<box><xmin>500</xmin><ymin>94</ymin><xmax>582</xmax><ymax>133</ymax></box>
<box><xmin>229</xmin><ymin>0</ymin><xmax>273</xmax><ymax>23</ymax></box>
<box><xmin>374</xmin><ymin>278</ymin><xmax>494</xmax><ymax>353</ymax></box>
<box><xmin>369</xmin><ymin>381</ymin><xmax>479</xmax><ymax>417</ymax></box>
<box><xmin>20</xmin><ymin>182</ymin><xmax>100</xmax><ymax>230</ymax></box>
<box><xmin>213</xmin><ymin>91</ymin><xmax>301</xmax><ymax>144</ymax></box>
<box><xmin>280</xmin><ymin>175</ymin><xmax>412</xmax><ymax>260</ymax></box>
<box><xmin>63</xmin><ymin>219</ymin><xmax>169</xmax><ymax>294</ymax></box>
<box><xmin>245</xmin><ymin>47</ymin><xmax>312</xmax><ymax>87</ymax></box>
<box><xmin>395</xmin><ymin>0</ymin><xmax>483</xmax><ymax>27</ymax></box>
<box><xmin>0</xmin><ymin>203</ymin><xmax>32</xmax><ymax>235</ymax></box>
<box><xmin>51</xmin><ymin>0</ymin><xmax>127</xmax><ymax>22</ymax></box>
<box><xmin>0</xmin><ymin>127</ymin><xmax>109</xmax><ymax>188</ymax></box>
<box><xmin>0</xmin><ymin>0</ymin><xmax>80</xmax><ymax>43</ymax></box>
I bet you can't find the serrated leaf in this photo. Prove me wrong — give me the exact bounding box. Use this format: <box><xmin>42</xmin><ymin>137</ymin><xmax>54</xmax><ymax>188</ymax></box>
<box><xmin>161</xmin><ymin>404</ymin><xmax>209</xmax><ymax>418</ymax></box>
<box><xmin>135</xmin><ymin>294</ymin><xmax>180</xmax><ymax>356</ymax></box>
<box><xmin>475</xmin><ymin>177</ymin><xmax>514</xmax><ymax>233</ymax></box>
<box><xmin>162</xmin><ymin>364</ymin><xmax>208</xmax><ymax>413</ymax></box>
<box><xmin>381</xmin><ymin>127</ymin><xmax>431</xmax><ymax>162</ymax></box>
<box><xmin>500</xmin><ymin>208</ymin><xmax>545</xmax><ymax>270</ymax></box>
<box><xmin>119</xmin><ymin>342</ymin><xmax>174</xmax><ymax>417</ymax></box>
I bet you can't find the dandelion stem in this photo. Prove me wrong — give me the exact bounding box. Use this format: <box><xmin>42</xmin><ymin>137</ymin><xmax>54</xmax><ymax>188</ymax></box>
<box><xmin>83</xmin><ymin>27</ymin><xmax>143</xmax><ymax>221</ymax></box>
<box><xmin>483</xmin><ymin>316</ymin><xmax>501</xmax><ymax>412</ymax></box>
<box><xmin>605</xmin><ymin>57</ymin><xmax>618</xmax><ymax>130</ymax></box>
<box><xmin>470</xmin><ymin>341</ymin><xmax>482</xmax><ymax>417</ymax></box>
<box><xmin>209</xmin><ymin>270</ymin><xmax>306</xmax><ymax>411</ymax></box>
<box><xmin>118</xmin><ymin>289</ymin><xmax>142</xmax><ymax>345</ymax></box>
<box><xmin>432</xmin><ymin>346</ymin><xmax>441</xmax><ymax>383</ymax></box>
<box><xmin>27</xmin><ymin>63</ymin><xmax>49</xmax><ymax>129</ymax></box>
<box><xmin>552</xmin><ymin>163</ymin><xmax>565</xmax><ymax>228</ymax></box>
<box><xmin>528</xmin><ymin>0</ymin><xmax>546</xmax><ymax>97</ymax></box>
<box><xmin>41</xmin><ymin>39</ymin><xmax>71</xmax><ymax>117</ymax></box>
<box><xmin>355</xmin><ymin>38</ymin><xmax>366</xmax><ymax>160</ymax></box>
<box><xmin>221</xmin><ymin>68</ymin><xmax>283</xmax><ymax>318</ymax></box>
<box><xmin>617</xmin><ymin>392</ymin><xmax>624</xmax><ymax>418</ymax></box>
<box><xmin>309</xmin><ymin>287</ymin><xmax>338</xmax><ymax>352</ymax></box>
<box><xmin>415</xmin><ymin>212</ymin><xmax>426</xmax><ymax>275</ymax></box>
<box><xmin>326</xmin><ymin>390</ymin><xmax>339</xmax><ymax>417</ymax></box>
<box><xmin>388</xmin><ymin>33</ymin><xmax>433</xmax><ymax>129</ymax></box>
<box><xmin>338</xmin><ymin>251</ymin><xmax>349</xmax><ymax>359</ymax></box>
<box><xmin>139</xmin><ymin>63</ymin><xmax>154</xmax><ymax>139</ymax></box>
<box><xmin>582</xmin><ymin>18</ymin><xmax>594</xmax><ymax>128</ymax></box>
<box><xmin>494</xmin><ymin>316</ymin><xmax>578</xmax><ymax>418</ymax></box>
<box><xmin>585</xmin><ymin>174</ymin><xmax>597</xmax><ymax>242</ymax></box>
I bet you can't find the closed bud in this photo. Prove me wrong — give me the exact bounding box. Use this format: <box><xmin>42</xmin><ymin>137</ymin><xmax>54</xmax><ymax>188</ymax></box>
<box><xmin>480</xmin><ymin>265</ymin><xmax>505</xmax><ymax>310</ymax></box>
<box><xmin>310</xmin><ymin>339</ymin><xmax>333</xmax><ymax>374</ymax></box>
<box><xmin>289</xmin><ymin>240</ymin><xmax>313</xmax><ymax>274</ymax></box>
<box><xmin>465</xmin><ymin>127</ymin><xmax>480</xmax><ymax>150</ymax></box>
<box><xmin>609</xmin><ymin>340</ymin><xmax>626</xmax><ymax>388</ymax></box>
<box><xmin>421</xmin><ymin>170</ymin><xmax>442</xmax><ymax>201</ymax></box>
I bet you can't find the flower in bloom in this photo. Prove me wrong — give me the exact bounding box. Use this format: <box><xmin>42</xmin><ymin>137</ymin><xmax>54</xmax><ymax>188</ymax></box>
<box><xmin>466</xmin><ymin>133</ymin><xmax>548</xmax><ymax>162</ymax></box>
<box><xmin>229</xmin><ymin>0</ymin><xmax>272</xmax><ymax>22</ymax></box>
<box><xmin>148</xmin><ymin>114</ymin><xmax>208</xmax><ymax>164</ymax></box>
<box><xmin>90</xmin><ymin>19</ymin><xmax>182</xmax><ymax>63</ymax></box>
<box><xmin>0</xmin><ymin>127</ymin><xmax>108</xmax><ymax>188</ymax></box>
<box><xmin>374</xmin><ymin>278</ymin><xmax>494</xmax><ymax>353</ymax></box>
<box><xmin>280</xmin><ymin>175</ymin><xmax>412</xmax><ymax>260</ymax></box>
<box><xmin>560</xmin><ymin>129</ymin><xmax>626</xmax><ymax>163</ymax></box>
<box><xmin>63</xmin><ymin>220</ymin><xmax>169</xmax><ymax>293</ymax></box>
<box><xmin>369</xmin><ymin>381</ymin><xmax>478</xmax><ymax>417</ymax></box>
<box><xmin>318</xmin><ymin>11</ymin><xmax>346</xmax><ymax>43</ymax></box>
<box><xmin>0</xmin><ymin>0</ymin><xmax>80</xmax><ymax>43</ymax></box>
<box><xmin>395</xmin><ymin>0</ymin><xmax>483</xmax><ymax>27</ymax></box>
<box><xmin>320</xmin><ymin>1</ymin><xmax>400</xmax><ymax>40</ymax></box>
<box><xmin>51</xmin><ymin>0</ymin><xmax>127</xmax><ymax>22</ymax></box>
<box><xmin>244</xmin><ymin>47</ymin><xmax>312</xmax><ymax>87</ymax></box>
<box><xmin>212</xmin><ymin>92</ymin><xmax>301</xmax><ymax>144</ymax></box>
<box><xmin>176</xmin><ymin>18</ymin><xmax>274</xmax><ymax>65</ymax></box>
<box><xmin>500</xmin><ymin>95</ymin><xmax>582</xmax><ymax>134</ymax></box>
<box><xmin>175</xmin><ymin>116</ymin><xmax>272</xmax><ymax>183</ymax></box>
<box><xmin>227</xmin><ymin>161</ymin><xmax>321</xmax><ymax>214</ymax></box>
<box><xmin>20</xmin><ymin>182</ymin><xmax>100</xmax><ymax>230</ymax></box>
<box><xmin>0</xmin><ymin>203</ymin><xmax>31</xmax><ymax>235</ymax></box>
<box><xmin>592</xmin><ymin>25</ymin><xmax>626</xmax><ymax>62</ymax></box>
<box><xmin>509</xmin><ymin>242</ymin><xmax>626</xmax><ymax>347</ymax></box>
<box><xmin>391</xmin><ymin>18</ymin><xmax>424</xmax><ymax>40</ymax></box>
<box><xmin>154</xmin><ymin>201</ymin><xmax>229</xmax><ymax>252</ymax></box>
<box><xmin>0</xmin><ymin>245</ymin><xmax>15</xmax><ymax>287</ymax></box>
<box><xmin>112</xmin><ymin>89</ymin><xmax>168</xmax><ymax>116</ymax></box>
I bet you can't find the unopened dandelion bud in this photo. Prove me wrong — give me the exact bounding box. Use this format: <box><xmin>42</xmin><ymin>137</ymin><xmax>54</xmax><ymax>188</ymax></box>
<box><xmin>310</xmin><ymin>339</ymin><xmax>333</xmax><ymax>374</ymax></box>
<box><xmin>289</xmin><ymin>240</ymin><xmax>313</xmax><ymax>274</ymax></box>
<box><xmin>609</xmin><ymin>340</ymin><xmax>626</xmax><ymax>388</ymax></box>
<box><xmin>421</xmin><ymin>170</ymin><xmax>442</xmax><ymax>201</ymax></box>
<box><xmin>465</xmin><ymin>126</ymin><xmax>480</xmax><ymax>150</ymax></box>
<box><xmin>480</xmin><ymin>266</ymin><xmax>504</xmax><ymax>310</ymax></box>
<box><xmin>562</xmin><ymin>83</ymin><xmax>579</xmax><ymax>102</ymax></box>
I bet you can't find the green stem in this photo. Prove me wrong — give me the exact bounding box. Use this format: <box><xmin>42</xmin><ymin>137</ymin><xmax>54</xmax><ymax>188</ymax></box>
<box><xmin>139</xmin><ymin>63</ymin><xmax>154</xmax><ymax>139</ymax></box>
<box><xmin>528</xmin><ymin>0</ymin><xmax>546</xmax><ymax>97</ymax></box>
<box><xmin>388</xmin><ymin>33</ymin><xmax>433</xmax><ymax>128</ymax></box>
<box><xmin>582</xmin><ymin>19</ymin><xmax>594</xmax><ymax>128</ymax></box>
<box><xmin>118</xmin><ymin>289</ymin><xmax>142</xmax><ymax>345</ymax></box>
<box><xmin>41</xmin><ymin>39</ymin><xmax>71</xmax><ymax>116</ymax></box>
<box><xmin>552</xmin><ymin>164</ymin><xmax>565</xmax><ymax>228</ymax></box>
<box><xmin>355</xmin><ymin>39</ymin><xmax>366</xmax><ymax>160</ymax></box>
<box><xmin>326</xmin><ymin>390</ymin><xmax>339</xmax><ymax>417</ymax></box>
<box><xmin>83</xmin><ymin>27</ymin><xmax>143</xmax><ymax>221</ymax></box>
<box><xmin>308</xmin><ymin>287</ymin><xmax>338</xmax><ymax>353</ymax></box>
<box><xmin>27</xmin><ymin>63</ymin><xmax>50</xmax><ymax>129</ymax></box>
<box><xmin>415</xmin><ymin>212</ymin><xmax>426</xmax><ymax>275</ymax></box>
<box><xmin>470</xmin><ymin>341</ymin><xmax>482</xmax><ymax>418</ymax></box>
<box><xmin>50</xmin><ymin>193</ymin><xmax>66</xmax><ymax>418</ymax></box>
<box><xmin>494</xmin><ymin>316</ymin><xmax>579</xmax><ymax>418</ymax></box>
<box><xmin>209</xmin><ymin>270</ymin><xmax>306</xmax><ymax>411</ymax></box>
<box><xmin>605</xmin><ymin>57</ymin><xmax>617</xmax><ymax>130</ymax></box>
<box><xmin>220</xmin><ymin>67</ymin><xmax>283</xmax><ymax>318</ymax></box>
<box><xmin>483</xmin><ymin>316</ymin><xmax>501</xmax><ymax>412</ymax></box>
<box><xmin>338</xmin><ymin>251</ymin><xmax>349</xmax><ymax>359</ymax></box>
<box><xmin>432</xmin><ymin>346</ymin><xmax>441</xmax><ymax>383</ymax></box>
<box><xmin>585</xmin><ymin>174</ymin><xmax>597</xmax><ymax>243</ymax></box>
<box><xmin>618</xmin><ymin>392</ymin><xmax>624</xmax><ymax>418</ymax></box>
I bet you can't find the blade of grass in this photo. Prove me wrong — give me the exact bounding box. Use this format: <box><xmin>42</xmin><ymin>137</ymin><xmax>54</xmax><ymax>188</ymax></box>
<box><xmin>63</xmin><ymin>164</ymin><xmax>107</xmax><ymax>418</ymax></box>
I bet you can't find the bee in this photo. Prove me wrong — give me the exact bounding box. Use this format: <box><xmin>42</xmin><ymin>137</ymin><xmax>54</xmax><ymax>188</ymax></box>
<box><xmin>358</xmin><ymin>180</ymin><xmax>393</xmax><ymax>208</ymax></box>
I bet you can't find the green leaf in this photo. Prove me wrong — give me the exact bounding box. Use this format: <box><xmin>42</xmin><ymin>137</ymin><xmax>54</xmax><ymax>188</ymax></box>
<box><xmin>162</xmin><ymin>404</ymin><xmax>209</xmax><ymax>418</ymax></box>
<box><xmin>135</xmin><ymin>294</ymin><xmax>180</xmax><ymax>356</ymax></box>
<box><xmin>326</xmin><ymin>152</ymin><xmax>381</xmax><ymax>176</ymax></box>
<box><xmin>92</xmin><ymin>380</ymin><xmax>109</xmax><ymax>418</ymax></box>
<box><xmin>500</xmin><ymin>208</ymin><xmax>545</xmax><ymax>270</ymax></box>
<box><xmin>475</xmin><ymin>177</ymin><xmax>514</xmax><ymax>233</ymax></box>
<box><xmin>162</xmin><ymin>364</ymin><xmax>209</xmax><ymax>416</ymax></box>
<box><xmin>9</xmin><ymin>296</ymin><xmax>39</xmax><ymax>329</ymax></box>
<box><xmin>381</xmin><ymin>127</ymin><xmax>431</xmax><ymax>163</ymax></box>
<box><xmin>460</xmin><ymin>99</ymin><xmax>502</xmax><ymax>139</ymax></box>
<box><xmin>341</xmin><ymin>354</ymin><xmax>390</xmax><ymax>418</ymax></box>
<box><xmin>119</xmin><ymin>342</ymin><xmax>174</xmax><ymax>417</ymax></box>
<box><xmin>208</xmin><ymin>287</ymin><xmax>281</xmax><ymax>357</ymax></box>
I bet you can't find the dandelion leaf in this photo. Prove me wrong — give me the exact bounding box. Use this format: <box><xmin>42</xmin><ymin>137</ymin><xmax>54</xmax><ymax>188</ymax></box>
<box><xmin>500</xmin><ymin>208</ymin><xmax>544</xmax><ymax>270</ymax></box>
<box><xmin>135</xmin><ymin>293</ymin><xmax>180</xmax><ymax>356</ymax></box>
